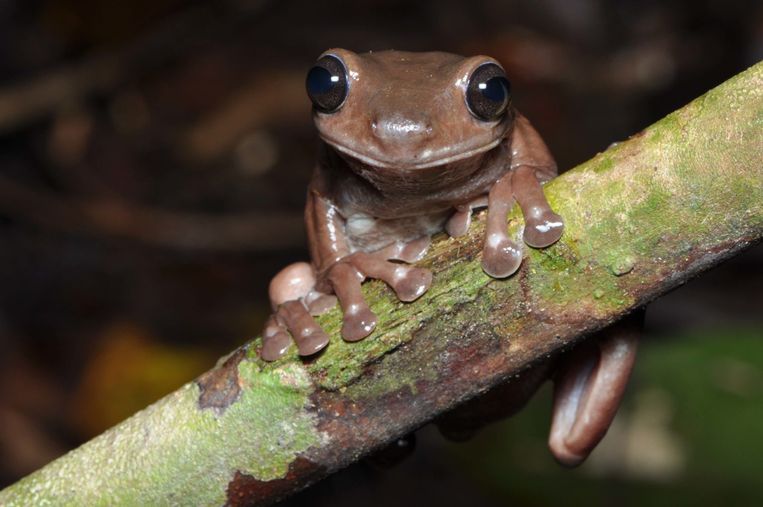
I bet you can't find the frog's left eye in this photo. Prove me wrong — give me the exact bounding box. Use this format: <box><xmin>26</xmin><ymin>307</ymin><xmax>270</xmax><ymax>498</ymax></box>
<box><xmin>466</xmin><ymin>63</ymin><xmax>511</xmax><ymax>121</ymax></box>
<box><xmin>306</xmin><ymin>55</ymin><xmax>348</xmax><ymax>113</ymax></box>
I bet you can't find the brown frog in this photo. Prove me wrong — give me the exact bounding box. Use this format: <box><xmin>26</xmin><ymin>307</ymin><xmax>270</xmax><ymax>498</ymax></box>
<box><xmin>261</xmin><ymin>49</ymin><xmax>639</xmax><ymax>466</ymax></box>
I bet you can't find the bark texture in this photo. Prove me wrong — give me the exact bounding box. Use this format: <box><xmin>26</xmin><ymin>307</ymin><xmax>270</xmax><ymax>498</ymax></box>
<box><xmin>1</xmin><ymin>62</ymin><xmax>761</xmax><ymax>506</ymax></box>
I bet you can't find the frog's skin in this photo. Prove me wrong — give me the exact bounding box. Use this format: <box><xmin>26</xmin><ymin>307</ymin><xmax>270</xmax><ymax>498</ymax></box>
<box><xmin>261</xmin><ymin>49</ymin><xmax>639</xmax><ymax>466</ymax></box>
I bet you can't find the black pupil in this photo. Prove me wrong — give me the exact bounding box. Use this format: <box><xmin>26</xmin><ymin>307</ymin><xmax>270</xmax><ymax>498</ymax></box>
<box><xmin>480</xmin><ymin>76</ymin><xmax>508</xmax><ymax>103</ymax></box>
<box><xmin>307</xmin><ymin>66</ymin><xmax>335</xmax><ymax>95</ymax></box>
<box><xmin>306</xmin><ymin>56</ymin><xmax>347</xmax><ymax>113</ymax></box>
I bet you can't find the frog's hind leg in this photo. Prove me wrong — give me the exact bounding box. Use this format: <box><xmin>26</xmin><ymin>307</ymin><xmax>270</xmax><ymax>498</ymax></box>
<box><xmin>261</xmin><ymin>262</ymin><xmax>330</xmax><ymax>361</ymax></box>
<box><xmin>548</xmin><ymin>311</ymin><xmax>642</xmax><ymax>466</ymax></box>
<box><xmin>512</xmin><ymin>165</ymin><xmax>564</xmax><ymax>248</ymax></box>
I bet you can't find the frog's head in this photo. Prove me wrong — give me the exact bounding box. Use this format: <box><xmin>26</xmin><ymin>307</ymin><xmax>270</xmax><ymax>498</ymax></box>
<box><xmin>306</xmin><ymin>48</ymin><xmax>514</xmax><ymax>174</ymax></box>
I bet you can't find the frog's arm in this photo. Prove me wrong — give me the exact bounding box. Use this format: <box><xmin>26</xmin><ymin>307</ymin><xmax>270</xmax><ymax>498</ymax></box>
<box><xmin>509</xmin><ymin>114</ymin><xmax>565</xmax><ymax>248</ymax></box>
<box><xmin>304</xmin><ymin>181</ymin><xmax>350</xmax><ymax>274</ymax></box>
<box><xmin>480</xmin><ymin>113</ymin><xmax>564</xmax><ymax>277</ymax></box>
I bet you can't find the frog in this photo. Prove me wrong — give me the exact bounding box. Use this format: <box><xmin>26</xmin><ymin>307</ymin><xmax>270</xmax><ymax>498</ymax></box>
<box><xmin>260</xmin><ymin>48</ymin><xmax>639</xmax><ymax>466</ymax></box>
<box><xmin>262</xmin><ymin>48</ymin><xmax>564</xmax><ymax>356</ymax></box>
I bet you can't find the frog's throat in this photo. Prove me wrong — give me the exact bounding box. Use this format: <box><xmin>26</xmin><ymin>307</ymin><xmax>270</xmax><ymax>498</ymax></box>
<box><xmin>321</xmin><ymin>137</ymin><xmax>503</xmax><ymax>171</ymax></box>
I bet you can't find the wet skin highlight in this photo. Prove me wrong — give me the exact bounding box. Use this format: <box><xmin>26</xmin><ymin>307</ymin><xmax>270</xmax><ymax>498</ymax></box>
<box><xmin>261</xmin><ymin>48</ymin><xmax>639</xmax><ymax>466</ymax></box>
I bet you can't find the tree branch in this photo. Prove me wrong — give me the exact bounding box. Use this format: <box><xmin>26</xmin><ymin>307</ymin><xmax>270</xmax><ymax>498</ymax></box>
<box><xmin>1</xmin><ymin>62</ymin><xmax>761</xmax><ymax>506</ymax></box>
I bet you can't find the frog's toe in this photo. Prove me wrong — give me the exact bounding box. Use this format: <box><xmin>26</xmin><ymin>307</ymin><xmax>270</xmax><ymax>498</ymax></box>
<box><xmin>481</xmin><ymin>234</ymin><xmax>523</xmax><ymax>278</ymax></box>
<box><xmin>306</xmin><ymin>291</ymin><xmax>338</xmax><ymax>315</ymax></box>
<box><xmin>392</xmin><ymin>266</ymin><xmax>432</xmax><ymax>302</ymax></box>
<box><xmin>342</xmin><ymin>306</ymin><xmax>377</xmax><ymax>342</ymax></box>
<box><xmin>524</xmin><ymin>210</ymin><xmax>564</xmax><ymax>248</ymax></box>
<box><xmin>392</xmin><ymin>236</ymin><xmax>431</xmax><ymax>263</ymax></box>
<box><xmin>264</xmin><ymin>299</ymin><xmax>332</xmax><ymax>359</ymax></box>
<box><xmin>261</xmin><ymin>333</ymin><xmax>291</xmax><ymax>361</ymax></box>
<box><xmin>345</xmin><ymin>251</ymin><xmax>431</xmax><ymax>302</ymax></box>
<box><xmin>261</xmin><ymin>317</ymin><xmax>292</xmax><ymax>361</ymax></box>
<box><xmin>445</xmin><ymin>209</ymin><xmax>471</xmax><ymax>238</ymax></box>
<box><xmin>296</xmin><ymin>329</ymin><xmax>330</xmax><ymax>356</ymax></box>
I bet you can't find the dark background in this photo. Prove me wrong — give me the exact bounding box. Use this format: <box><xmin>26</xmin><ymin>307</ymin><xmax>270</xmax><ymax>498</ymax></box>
<box><xmin>0</xmin><ymin>0</ymin><xmax>761</xmax><ymax>504</ymax></box>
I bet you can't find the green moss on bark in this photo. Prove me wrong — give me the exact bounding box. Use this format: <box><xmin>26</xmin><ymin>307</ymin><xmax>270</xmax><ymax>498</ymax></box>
<box><xmin>0</xmin><ymin>361</ymin><xmax>322</xmax><ymax>506</ymax></box>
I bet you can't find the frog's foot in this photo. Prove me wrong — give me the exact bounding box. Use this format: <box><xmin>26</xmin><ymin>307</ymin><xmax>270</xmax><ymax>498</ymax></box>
<box><xmin>261</xmin><ymin>302</ymin><xmax>331</xmax><ymax>361</ymax></box>
<box><xmin>260</xmin><ymin>237</ymin><xmax>433</xmax><ymax>359</ymax></box>
<box><xmin>323</xmin><ymin>261</ymin><xmax>377</xmax><ymax>342</ymax></box>
<box><xmin>512</xmin><ymin>165</ymin><xmax>564</xmax><ymax>248</ymax></box>
<box><xmin>482</xmin><ymin>172</ymin><xmax>523</xmax><ymax>278</ymax></box>
<box><xmin>348</xmin><ymin>251</ymin><xmax>432</xmax><ymax>302</ymax></box>
<box><xmin>325</xmin><ymin>242</ymin><xmax>433</xmax><ymax>342</ymax></box>
<box><xmin>549</xmin><ymin>313</ymin><xmax>640</xmax><ymax>466</ymax></box>
<box><xmin>261</xmin><ymin>315</ymin><xmax>292</xmax><ymax>361</ymax></box>
<box><xmin>261</xmin><ymin>262</ymin><xmax>331</xmax><ymax>361</ymax></box>
<box><xmin>435</xmin><ymin>312</ymin><xmax>641</xmax><ymax>467</ymax></box>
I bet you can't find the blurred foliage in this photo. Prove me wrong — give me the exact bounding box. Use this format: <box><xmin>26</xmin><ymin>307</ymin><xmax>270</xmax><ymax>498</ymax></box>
<box><xmin>70</xmin><ymin>323</ymin><xmax>214</xmax><ymax>436</ymax></box>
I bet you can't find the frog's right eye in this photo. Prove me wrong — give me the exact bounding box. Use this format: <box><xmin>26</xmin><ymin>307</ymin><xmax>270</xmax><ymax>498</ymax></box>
<box><xmin>465</xmin><ymin>63</ymin><xmax>511</xmax><ymax>122</ymax></box>
<box><xmin>306</xmin><ymin>55</ymin><xmax>348</xmax><ymax>113</ymax></box>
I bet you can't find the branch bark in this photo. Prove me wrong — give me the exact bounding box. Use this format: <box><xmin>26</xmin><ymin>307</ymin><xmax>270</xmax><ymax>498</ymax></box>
<box><xmin>1</xmin><ymin>62</ymin><xmax>761</xmax><ymax>506</ymax></box>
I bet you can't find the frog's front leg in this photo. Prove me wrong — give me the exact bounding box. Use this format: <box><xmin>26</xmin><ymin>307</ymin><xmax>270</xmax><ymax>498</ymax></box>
<box><xmin>509</xmin><ymin>114</ymin><xmax>564</xmax><ymax>248</ymax></box>
<box><xmin>479</xmin><ymin>115</ymin><xmax>564</xmax><ymax>277</ymax></box>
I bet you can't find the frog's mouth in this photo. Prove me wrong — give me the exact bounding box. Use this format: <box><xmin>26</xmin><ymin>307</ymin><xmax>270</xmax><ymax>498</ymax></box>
<box><xmin>323</xmin><ymin>136</ymin><xmax>509</xmax><ymax>194</ymax></box>
<box><xmin>322</xmin><ymin>137</ymin><xmax>503</xmax><ymax>171</ymax></box>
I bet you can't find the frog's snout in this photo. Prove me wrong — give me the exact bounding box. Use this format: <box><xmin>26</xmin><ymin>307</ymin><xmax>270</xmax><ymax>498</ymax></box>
<box><xmin>371</xmin><ymin>113</ymin><xmax>434</xmax><ymax>143</ymax></box>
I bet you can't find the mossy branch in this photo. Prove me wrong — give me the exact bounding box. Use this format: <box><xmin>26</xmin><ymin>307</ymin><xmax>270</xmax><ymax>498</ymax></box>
<box><xmin>2</xmin><ymin>63</ymin><xmax>761</xmax><ymax>506</ymax></box>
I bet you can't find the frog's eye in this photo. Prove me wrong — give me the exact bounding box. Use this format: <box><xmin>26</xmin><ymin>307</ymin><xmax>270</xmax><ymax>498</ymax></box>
<box><xmin>306</xmin><ymin>55</ymin><xmax>348</xmax><ymax>113</ymax></box>
<box><xmin>466</xmin><ymin>63</ymin><xmax>511</xmax><ymax>121</ymax></box>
